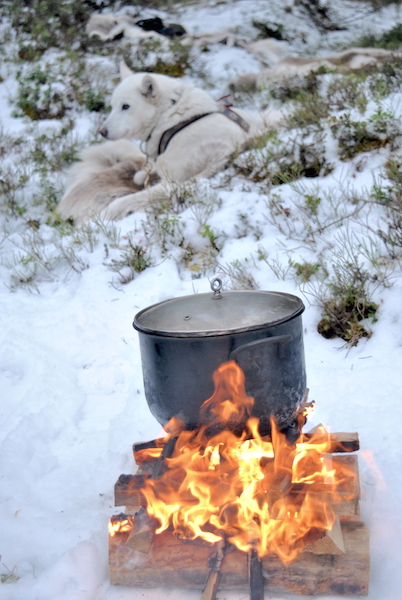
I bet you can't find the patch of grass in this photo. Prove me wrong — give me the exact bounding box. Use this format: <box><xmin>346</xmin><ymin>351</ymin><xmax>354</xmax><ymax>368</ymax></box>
<box><xmin>368</xmin><ymin>60</ymin><xmax>402</xmax><ymax>99</ymax></box>
<box><xmin>28</xmin><ymin>122</ymin><xmax>80</xmax><ymax>173</ymax></box>
<box><xmin>123</xmin><ymin>38</ymin><xmax>192</xmax><ymax>78</ymax></box>
<box><xmin>354</xmin><ymin>0</ymin><xmax>402</xmax><ymax>6</ymax></box>
<box><xmin>84</xmin><ymin>90</ymin><xmax>105</xmax><ymax>112</ymax></box>
<box><xmin>0</xmin><ymin>563</ymin><xmax>20</xmax><ymax>584</ymax></box>
<box><xmin>309</xmin><ymin>232</ymin><xmax>382</xmax><ymax>345</ymax></box>
<box><xmin>292</xmin><ymin>261</ymin><xmax>320</xmax><ymax>282</ymax></box>
<box><xmin>234</xmin><ymin>212</ymin><xmax>263</xmax><ymax>240</ymax></box>
<box><xmin>152</xmin><ymin>40</ymin><xmax>192</xmax><ymax>77</ymax></box>
<box><xmin>232</xmin><ymin>131</ymin><xmax>332</xmax><ymax>190</ymax></box>
<box><xmin>14</xmin><ymin>67</ymin><xmax>69</xmax><ymax>120</ymax></box>
<box><xmin>317</xmin><ymin>295</ymin><xmax>378</xmax><ymax>346</ymax></box>
<box><xmin>285</xmin><ymin>96</ymin><xmax>330</xmax><ymax>130</ymax></box>
<box><xmin>217</xmin><ymin>258</ymin><xmax>258</xmax><ymax>290</ymax></box>
<box><xmin>106</xmin><ymin>233</ymin><xmax>153</xmax><ymax>285</ymax></box>
<box><xmin>252</xmin><ymin>19</ymin><xmax>286</xmax><ymax>41</ymax></box>
<box><xmin>144</xmin><ymin>201</ymin><xmax>186</xmax><ymax>254</ymax></box>
<box><xmin>304</xmin><ymin>194</ymin><xmax>321</xmax><ymax>215</ymax></box>
<box><xmin>326</xmin><ymin>72</ymin><xmax>368</xmax><ymax>114</ymax></box>
<box><xmin>3</xmin><ymin>0</ymin><xmax>108</xmax><ymax>59</ymax></box>
<box><xmin>0</xmin><ymin>163</ymin><xmax>30</xmax><ymax>215</ymax></box>
<box><xmin>371</xmin><ymin>159</ymin><xmax>402</xmax><ymax>258</ymax></box>
<box><xmin>14</xmin><ymin>58</ymin><xmax>113</xmax><ymax>120</ymax></box>
<box><xmin>354</xmin><ymin>23</ymin><xmax>402</xmax><ymax>50</ymax></box>
<box><xmin>269</xmin><ymin>70</ymin><xmax>324</xmax><ymax>103</ymax></box>
<box><xmin>331</xmin><ymin>109</ymin><xmax>401</xmax><ymax>161</ymax></box>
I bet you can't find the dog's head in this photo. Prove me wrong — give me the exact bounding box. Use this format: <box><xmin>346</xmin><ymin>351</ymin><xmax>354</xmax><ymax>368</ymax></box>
<box><xmin>99</xmin><ymin>62</ymin><xmax>181</xmax><ymax>142</ymax></box>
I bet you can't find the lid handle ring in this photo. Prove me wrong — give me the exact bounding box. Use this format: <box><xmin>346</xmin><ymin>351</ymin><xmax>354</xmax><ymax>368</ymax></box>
<box><xmin>211</xmin><ymin>277</ymin><xmax>223</xmax><ymax>299</ymax></box>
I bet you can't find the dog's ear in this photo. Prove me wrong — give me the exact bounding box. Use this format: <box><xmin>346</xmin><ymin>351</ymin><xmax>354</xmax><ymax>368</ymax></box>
<box><xmin>119</xmin><ymin>61</ymin><xmax>134</xmax><ymax>80</ymax></box>
<box><xmin>140</xmin><ymin>74</ymin><xmax>159</xmax><ymax>103</ymax></box>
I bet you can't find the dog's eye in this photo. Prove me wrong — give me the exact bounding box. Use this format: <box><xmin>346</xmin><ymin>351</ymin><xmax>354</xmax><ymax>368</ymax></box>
<box><xmin>122</xmin><ymin>104</ymin><xmax>130</xmax><ymax>110</ymax></box>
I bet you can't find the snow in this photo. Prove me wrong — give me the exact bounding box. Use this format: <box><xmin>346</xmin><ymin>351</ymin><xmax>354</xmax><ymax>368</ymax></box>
<box><xmin>1</xmin><ymin>1</ymin><xmax>402</xmax><ymax>598</ymax></box>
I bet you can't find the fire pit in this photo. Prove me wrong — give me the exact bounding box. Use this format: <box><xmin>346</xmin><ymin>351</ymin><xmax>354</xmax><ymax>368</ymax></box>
<box><xmin>109</xmin><ymin>284</ymin><xmax>370</xmax><ymax>597</ymax></box>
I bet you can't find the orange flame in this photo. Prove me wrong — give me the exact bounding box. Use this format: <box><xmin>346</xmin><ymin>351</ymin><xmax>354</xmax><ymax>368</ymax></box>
<box><xmin>109</xmin><ymin>515</ymin><xmax>135</xmax><ymax>537</ymax></box>
<box><xmin>139</xmin><ymin>361</ymin><xmax>355</xmax><ymax>564</ymax></box>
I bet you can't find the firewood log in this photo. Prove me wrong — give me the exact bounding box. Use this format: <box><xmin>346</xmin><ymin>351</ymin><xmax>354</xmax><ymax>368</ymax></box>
<box><xmin>124</xmin><ymin>436</ymin><xmax>177</xmax><ymax>553</ymax></box>
<box><xmin>109</xmin><ymin>521</ymin><xmax>370</xmax><ymax>595</ymax></box>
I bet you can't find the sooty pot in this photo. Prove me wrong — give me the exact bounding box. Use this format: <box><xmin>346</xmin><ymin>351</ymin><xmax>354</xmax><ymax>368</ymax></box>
<box><xmin>133</xmin><ymin>279</ymin><xmax>307</xmax><ymax>436</ymax></box>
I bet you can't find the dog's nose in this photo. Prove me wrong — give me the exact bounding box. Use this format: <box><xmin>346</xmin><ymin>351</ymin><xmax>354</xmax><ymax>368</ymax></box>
<box><xmin>98</xmin><ymin>126</ymin><xmax>108</xmax><ymax>138</ymax></box>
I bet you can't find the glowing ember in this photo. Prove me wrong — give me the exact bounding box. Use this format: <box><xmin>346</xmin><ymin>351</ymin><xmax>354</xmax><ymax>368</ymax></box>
<box><xmin>109</xmin><ymin>514</ymin><xmax>135</xmax><ymax>536</ymax></box>
<box><xmin>137</xmin><ymin>361</ymin><xmax>356</xmax><ymax>564</ymax></box>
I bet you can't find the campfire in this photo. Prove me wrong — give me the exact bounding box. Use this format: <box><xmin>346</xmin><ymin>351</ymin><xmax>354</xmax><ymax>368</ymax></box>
<box><xmin>109</xmin><ymin>361</ymin><xmax>369</xmax><ymax>597</ymax></box>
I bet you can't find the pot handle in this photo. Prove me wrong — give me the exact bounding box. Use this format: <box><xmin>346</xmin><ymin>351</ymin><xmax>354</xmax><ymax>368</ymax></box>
<box><xmin>229</xmin><ymin>335</ymin><xmax>292</xmax><ymax>361</ymax></box>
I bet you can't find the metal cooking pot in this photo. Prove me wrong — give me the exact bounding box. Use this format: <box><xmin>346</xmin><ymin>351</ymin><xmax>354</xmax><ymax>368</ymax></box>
<box><xmin>133</xmin><ymin>279</ymin><xmax>306</xmax><ymax>436</ymax></box>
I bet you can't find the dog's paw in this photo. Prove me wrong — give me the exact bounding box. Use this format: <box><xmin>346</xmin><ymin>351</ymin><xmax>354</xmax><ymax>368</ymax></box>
<box><xmin>100</xmin><ymin>191</ymin><xmax>149</xmax><ymax>221</ymax></box>
<box><xmin>99</xmin><ymin>203</ymin><xmax>131</xmax><ymax>221</ymax></box>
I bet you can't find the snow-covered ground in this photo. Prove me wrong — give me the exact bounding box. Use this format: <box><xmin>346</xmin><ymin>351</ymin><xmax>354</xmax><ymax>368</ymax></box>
<box><xmin>1</xmin><ymin>1</ymin><xmax>402</xmax><ymax>598</ymax></box>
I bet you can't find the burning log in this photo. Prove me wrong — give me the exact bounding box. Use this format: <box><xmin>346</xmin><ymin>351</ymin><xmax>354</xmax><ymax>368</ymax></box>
<box><xmin>132</xmin><ymin>438</ymin><xmax>164</xmax><ymax>465</ymax></box>
<box><xmin>124</xmin><ymin>436</ymin><xmax>177</xmax><ymax>553</ymax></box>
<box><xmin>109</xmin><ymin>520</ymin><xmax>370</xmax><ymax>595</ymax></box>
<box><xmin>133</xmin><ymin>432</ymin><xmax>360</xmax><ymax>467</ymax></box>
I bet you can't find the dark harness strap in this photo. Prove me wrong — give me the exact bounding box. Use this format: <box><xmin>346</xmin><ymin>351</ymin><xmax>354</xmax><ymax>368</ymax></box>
<box><xmin>157</xmin><ymin>99</ymin><xmax>250</xmax><ymax>155</ymax></box>
<box><xmin>158</xmin><ymin>113</ymin><xmax>213</xmax><ymax>155</ymax></box>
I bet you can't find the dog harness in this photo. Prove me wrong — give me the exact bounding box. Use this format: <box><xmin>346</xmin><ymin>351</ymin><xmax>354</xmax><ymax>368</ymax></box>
<box><xmin>157</xmin><ymin>95</ymin><xmax>250</xmax><ymax>156</ymax></box>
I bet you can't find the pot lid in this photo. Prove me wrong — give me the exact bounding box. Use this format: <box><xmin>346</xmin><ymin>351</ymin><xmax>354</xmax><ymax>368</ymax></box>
<box><xmin>133</xmin><ymin>278</ymin><xmax>305</xmax><ymax>338</ymax></box>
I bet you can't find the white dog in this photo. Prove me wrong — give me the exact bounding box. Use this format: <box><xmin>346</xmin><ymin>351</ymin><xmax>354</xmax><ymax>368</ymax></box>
<box><xmin>95</xmin><ymin>62</ymin><xmax>283</xmax><ymax>221</ymax></box>
<box><xmin>57</xmin><ymin>139</ymin><xmax>148</xmax><ymax>225</ymax></box>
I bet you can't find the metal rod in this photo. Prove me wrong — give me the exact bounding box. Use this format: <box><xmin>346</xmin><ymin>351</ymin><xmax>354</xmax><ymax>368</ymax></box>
<box><xmin>248</xmin><ymin>548</ymin><xmax>264</xmax><ymax>600</ymax></box>
<box><xmin>200</xmin><ymin>538</ymin><xmax>226</xmax><ymax>600</ymax></box>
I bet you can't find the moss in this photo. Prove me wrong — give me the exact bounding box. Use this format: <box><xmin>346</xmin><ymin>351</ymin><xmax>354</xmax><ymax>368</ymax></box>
<box><xmin>317</xmin><ymin>297</ymin><xmax>377</xmax><ymax>345</ymax></box>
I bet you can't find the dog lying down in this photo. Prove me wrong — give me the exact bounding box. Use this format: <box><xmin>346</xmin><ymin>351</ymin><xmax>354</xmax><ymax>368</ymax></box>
<box><xmin>58</xmin><ymin>139</ymin><xmax>153</xmax><ymax>225</ymax></box>
<box><xmin>230</xmin><ymin>47</ymin><xmax>402</xmax><ymax>90</ymax></box>
<box><xmin>58</xmin><ymin>62</ymin><xmax>284</xmax><ymax>224</ymax></box>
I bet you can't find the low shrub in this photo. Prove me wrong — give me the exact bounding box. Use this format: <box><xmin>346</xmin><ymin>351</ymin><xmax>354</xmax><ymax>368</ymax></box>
<box><xmin>331</xmin><ymin>109</ymin><xmax>402</xmax><ymax>161</ymax></box>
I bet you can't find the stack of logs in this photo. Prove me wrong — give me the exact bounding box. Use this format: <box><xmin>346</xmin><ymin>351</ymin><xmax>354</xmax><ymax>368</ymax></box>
<box><xmin>109</xmin><ymin>431</ymin><xmax>370</xmax><ymax>597</ymax></box>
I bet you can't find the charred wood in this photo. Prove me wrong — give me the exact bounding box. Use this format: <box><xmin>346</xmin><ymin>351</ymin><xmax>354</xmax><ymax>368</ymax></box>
<box><xmin>114</xmin><ymin>473</ymin><xmax>150</xmax><ymax>508</ymax></box>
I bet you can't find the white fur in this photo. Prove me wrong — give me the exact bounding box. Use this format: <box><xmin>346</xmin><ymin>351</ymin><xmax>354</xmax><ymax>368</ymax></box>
<box><xmin>230</xmin><ymin>48</ymin><xmax>402</xmax><ymax>90</ymax></box>
<box><xmin>57</xmin><ymin>139</ymin><xmax>147</xmax><ymax>225</ymax></box>
<box><xmin>97</xmin><ymin>62</ymin><xmax>284</xmax><ymax>220</ymax></box>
